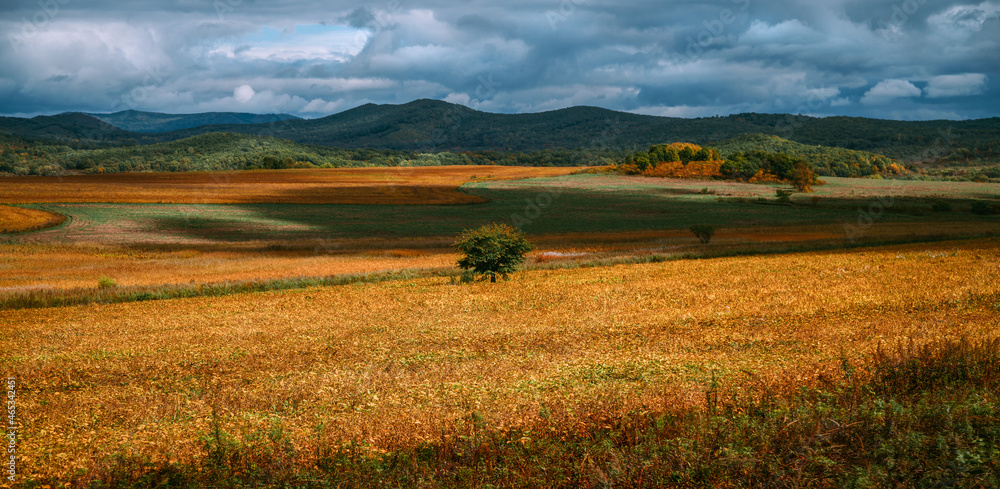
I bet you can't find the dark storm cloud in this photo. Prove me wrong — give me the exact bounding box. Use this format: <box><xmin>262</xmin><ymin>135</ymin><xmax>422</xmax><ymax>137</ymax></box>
<box><xmin>0</xmin><ymin>0</ymin><xmax>997</xmax><ymax>120</ymax></box>
<box><xmin>342</xmin><ymin>7</ymin><xmax>376</xmax><ymax>29</ymax></box>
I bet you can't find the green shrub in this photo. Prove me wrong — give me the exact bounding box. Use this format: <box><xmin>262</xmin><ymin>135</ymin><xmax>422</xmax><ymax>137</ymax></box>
<box><xmin>689</xmin><ymin>224</ymin><xmax>715</xmax><ymax>244</ymax></box>
<box><xmin>460</xmin><ymin>270</ymin><xmax>475</xmax><ymax>283</ymax></box>
<box><xmin>775</xmin><ymin>189</ymin><xmax>794</xmax><ymax>205</ymax></box>
<box><xmin>97</xmin><ymin>276</ymin><xmax>117</xmax><ymax>289</ymax></box>
<box><xmin>454</xmin><ymin>223</ymin><xmax>533</xmax><ymax>282</ymax></box>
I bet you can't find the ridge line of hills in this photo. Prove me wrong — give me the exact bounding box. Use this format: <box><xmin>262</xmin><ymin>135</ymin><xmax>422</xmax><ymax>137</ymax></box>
<box><xmin>84</xmin><ymin>110</ymin><xmax>301</xmax><ymax>133</ymax></box>
<box><xmin>1</xmin><ymin>99</ymin><xmax>998</xmax><ymax>165</ymax></box>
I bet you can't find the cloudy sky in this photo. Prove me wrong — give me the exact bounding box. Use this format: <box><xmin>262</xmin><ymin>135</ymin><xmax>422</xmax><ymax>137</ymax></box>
<box><xmin>1</xmin><ymin>0</ymin><xmax>998</xmax><ymax>120</ymax></box>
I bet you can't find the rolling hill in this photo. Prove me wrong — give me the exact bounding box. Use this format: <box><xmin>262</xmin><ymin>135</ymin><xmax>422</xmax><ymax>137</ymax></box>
<box><xmin>150</xmin><ymin>100</ymin><xmax>1000</xmax><ymax>164</ymax></box>
<box><xmin>1</xmin><ymin>100</ymin><xmax>998</xmax><ymax>165</ymax></box>
<box><xmin>86</xmin><ymin>110</ymin><xmax>301</xmax><ymax>133</ymax></box>
<box><xmin>153</xmin><ymin>100</ymin><xmax>782</xmax><ymax>151</ymax></box>
<box><xmin>0</xmin><ymin>113</ymin><xmax>154</xmax><ymax>146</ymax></box>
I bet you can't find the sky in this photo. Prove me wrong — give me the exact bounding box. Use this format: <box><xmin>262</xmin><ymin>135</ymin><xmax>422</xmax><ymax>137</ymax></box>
<box><xmin>1</xmin><ymin>0</ymin><xmax>998</xmax><ymax>120</ymax></box>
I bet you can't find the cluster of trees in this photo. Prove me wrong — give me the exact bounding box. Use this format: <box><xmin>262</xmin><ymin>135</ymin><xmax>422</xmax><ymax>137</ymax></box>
<box><xmin>621</xmin><ymin>143</ymin><xmax>722</xmax><ymax>172</ymax></box>
<box><xmin>0</xmin><ymin>135</ymin><xmax>69</xmax><ymax>176</ymax></box>
<box><xmin>938</xmin><ymin>144</ymin><xmax>1000</xmax><ymax>166</ymax></box>
<box><xmin>922</xmin><ymin>165</ymin><xmax>1000</xmax><ymax>183</ymax></box>
<box><xmin>616</xmin><ymin>143</ymin><xmax>820</xmax><ymax>191</ymax></box>
<box><xmin>720</xmin><ymin>151</ymin><xmax>819</xmax><ymax>191</ymax></box>
<box><xmin>715</xmin><ymin>134</ymin><xmax>906</xmax><ymax>178</ymax></box>
<box><xmin>716</xmin><ymin>134</ymin><xmax>998</xmax><ymax>182</ymax></box>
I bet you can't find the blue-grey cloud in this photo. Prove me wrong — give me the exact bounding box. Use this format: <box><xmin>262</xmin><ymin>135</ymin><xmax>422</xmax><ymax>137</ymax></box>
<box><xmin>0</xmin><ymin>0</ymin><xmax>997</xmax><ymax>120</ymax></box>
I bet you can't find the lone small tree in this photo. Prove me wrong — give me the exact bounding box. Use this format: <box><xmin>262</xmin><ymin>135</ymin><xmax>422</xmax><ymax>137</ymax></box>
<box><xmin>454</xmin><ymin>223</ymin><xmax>533</xmax><ymax>282</ymax></box>
<box><xmin>689</xmin><ymin>224</ymin><xmax>715</xmax><ymax>244</ymax></box>
<box><xmin>789</xmin><ymin>162</ymin><xmax>817</xmax><ymax>192</ymax></box>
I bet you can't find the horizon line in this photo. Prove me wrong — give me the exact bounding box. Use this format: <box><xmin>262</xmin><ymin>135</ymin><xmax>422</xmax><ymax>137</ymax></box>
<box><xmin>2</xmin><ymin>98</ymin><xmax>996</xmax><ymax>123</ymax></box>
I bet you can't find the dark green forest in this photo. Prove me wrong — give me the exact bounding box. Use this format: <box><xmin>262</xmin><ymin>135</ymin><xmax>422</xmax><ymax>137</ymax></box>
<box><xmin>1</xmin><ymin>100</ymin><xmax>998</xmax><ymax>180</ymax></box>
<box><xmin>714</xmin><ymin>134</ymin><xmax>906</xmax><ymax>177</ymax></box>
<box><xmin>86</xmin><ymin>110</ymin><xmax>301</xmax><ymax>133</ymax></box>
<box><xmin>4</xmin><ymin>100</ymin><xmax>998</xmax><ymax>161</ymax></box>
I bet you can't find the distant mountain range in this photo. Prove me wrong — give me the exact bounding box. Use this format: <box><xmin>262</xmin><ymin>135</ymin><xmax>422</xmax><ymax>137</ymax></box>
<box><xmin>85</xmin><ymin>110</ymin><xmax>301</xmax><ymax>133</ymax></box>
<box><xmin>1</xmin><ymin>99</ymin><xmax>998</xmax><ymax>163</ymax></box>
<box><xmin>0</xmin><ymin>112</ymin><xmax>153</xmax><ymax>145</ymax></box>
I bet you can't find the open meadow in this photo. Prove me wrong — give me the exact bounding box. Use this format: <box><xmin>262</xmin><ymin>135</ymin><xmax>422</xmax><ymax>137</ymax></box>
<box><xmin>5</xmin><ymin>1</ymin><xmax>1000</xmax><ymax>483</ymax></box>
<box><xmin>2</xmin><ymin>166</ymin><xmax>1000</xmax><ymax>486</ymax></box>
<box><xmin>0</xmin><ymin>170</ymin><xmax>997</xmax><ymax>300</ymax></box>
<box><xmin>4</xmin><ymin>238</ymin><xmax>999</xmax><ymax>485</ymax></box>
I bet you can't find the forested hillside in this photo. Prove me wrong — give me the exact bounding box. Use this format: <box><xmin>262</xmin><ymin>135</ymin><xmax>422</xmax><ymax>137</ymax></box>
<box><xmin>2</xmin><ymin>100</ymin><xmax>997</xmax><ymax>167</ymax></box>
<box><xmin>152</xmin><ymin>101</ymin><xmax>1000</xmax><ymax>163</ymax></box>
<box><xmin>86</xmin><ymin>110</ymin><xmax>301</xmax><ymax>133</ymax></box>
<box><xmin>0</xmin><ymin>132</ymin><xmax>625</xmax><ymax>175</ymax></box>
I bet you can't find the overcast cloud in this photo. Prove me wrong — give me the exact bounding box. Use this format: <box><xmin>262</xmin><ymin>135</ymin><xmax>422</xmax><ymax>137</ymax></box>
<box><xmin>1</xmin><ymin>0</ymin><xmax>997</xmax><ymax>120</ymax></box>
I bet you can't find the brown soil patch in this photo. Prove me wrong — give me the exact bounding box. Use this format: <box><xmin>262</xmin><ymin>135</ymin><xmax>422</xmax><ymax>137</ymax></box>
<box><xmin>0</xmin><ymin>166</ymin><xmax>580</xmax><ymax>205</ymax></box>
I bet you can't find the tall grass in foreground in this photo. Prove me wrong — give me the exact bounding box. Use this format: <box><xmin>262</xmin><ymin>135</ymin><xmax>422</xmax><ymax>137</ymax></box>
<box><xmin>38</xmin><ymin>337</ymin><xmax>999</xmax><ymax>488</ymax></box>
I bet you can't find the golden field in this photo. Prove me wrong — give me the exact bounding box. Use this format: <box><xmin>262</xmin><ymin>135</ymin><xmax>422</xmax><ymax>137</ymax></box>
<box><xmin>0</xmin><ymin>231</ymin><xmax>840</xmax><ymax>292</ymax></box>
<box><xmin>0</xmin><ymin>166</ymin><xmax>579</xmax><ymax>205</ymax></box>
<box><xmin>0</xmin><ymin>221</ymin><xmax>979</xmax><ymax>293</ymax></box>
<box><xmin>4</xmin><ymin>238</ymin><xmax>998</xmax><ymax>481</ymax></box>
<box><xmin>0</xmin><ymin>205</ymin><xmax>65</xmax><ymax>233</ymax></box>
<box><xmin>0</xmin><ymin>243</ymin><xmax>457</xmax><ymax>291</ymax></box>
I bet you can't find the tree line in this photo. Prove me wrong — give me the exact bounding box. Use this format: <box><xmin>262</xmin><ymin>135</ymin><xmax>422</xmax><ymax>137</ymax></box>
<box><xmin>0</xmin><ymin>132</ymin><xmax>626</xmax><ymax>176</ymax></box>
<box><xmin>616</xmin><ymin>143</ymin><xmax>819</xmax><ymax>191</ymax></box>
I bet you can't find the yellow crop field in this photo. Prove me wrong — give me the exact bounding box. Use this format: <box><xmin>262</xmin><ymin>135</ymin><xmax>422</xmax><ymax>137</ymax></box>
<box><xmin>0</xmin><ymin>205</ymin><xmax>65</xmax><ymax>233</ymax></box>
<box><xmin>0</xmin><ymin>229</ymin><xmax>849</xmax><ymax>292</ymax></box>
<box><xmin>0</xmin><ymin>243</ymin><xmax>457</xmax><ymax>291</ymax></box>
<box><xmin>4</xmin><ymin>238</ymin><xmax>998</xmax><ymax>481</ymax></box>
<box><xmin>4</xmin><ymin>221</ymin><xmax>972</xmax><ymax>294</ymax></box>
<box><xmin>0</xmin><ymin>166</ymin><xmax>579</xmax><ymax>205</ymax></box>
